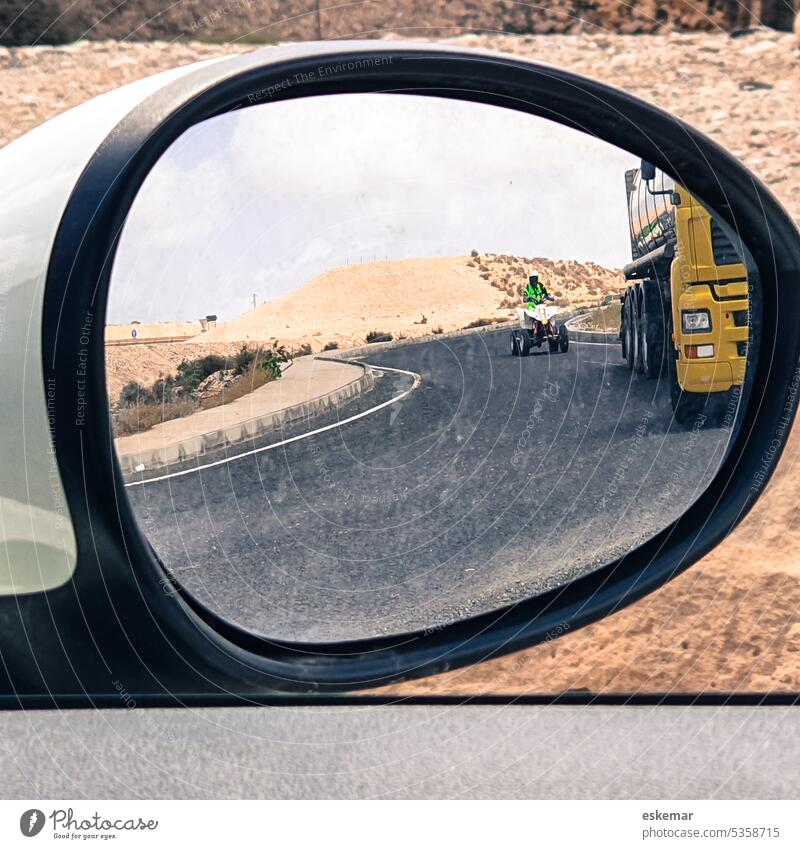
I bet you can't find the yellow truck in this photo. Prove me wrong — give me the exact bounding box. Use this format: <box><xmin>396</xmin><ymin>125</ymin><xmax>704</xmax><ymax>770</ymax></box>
<box><xmin>620</xmin><ymin>161</ymin><xmax>750</xmax><ymax>424</ymax></box>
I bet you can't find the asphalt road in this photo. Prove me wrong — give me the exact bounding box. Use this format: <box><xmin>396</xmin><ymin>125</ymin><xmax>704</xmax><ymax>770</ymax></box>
<box><xmin>125</xmin><ymin>330</ymin><xmax>735</xmax><ymax>642</ymax></box>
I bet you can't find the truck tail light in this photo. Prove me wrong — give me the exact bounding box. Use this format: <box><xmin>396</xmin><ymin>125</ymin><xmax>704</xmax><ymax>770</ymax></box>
<box><xmin>685</xmin><ymin>344</ymin><xmax>715</xmax><ymax>359</ymax></box>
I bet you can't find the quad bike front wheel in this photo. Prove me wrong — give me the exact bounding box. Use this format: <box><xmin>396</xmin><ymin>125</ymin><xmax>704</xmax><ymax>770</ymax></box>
<box><xmin>510</xmin><ymin>331</ymin><xmax>531</xmax><ymax>357</ymax></box>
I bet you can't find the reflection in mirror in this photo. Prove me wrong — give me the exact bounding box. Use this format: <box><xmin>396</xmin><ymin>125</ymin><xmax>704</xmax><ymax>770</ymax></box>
<box><xmin>107</xmin><ymin>94</ymin><xmax>756</xmax><ymax>642</ymax></box>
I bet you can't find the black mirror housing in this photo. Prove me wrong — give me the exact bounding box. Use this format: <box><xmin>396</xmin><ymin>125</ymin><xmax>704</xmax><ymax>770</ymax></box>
<box><xmin>640</xmin><ymin>159</ymin><xmax>657</xmax><ymax>182</ymax></box>
<box><xmin>0</xmin><ymin>41</ymin><xmax>799</xmax><ymax>704</ymax></box>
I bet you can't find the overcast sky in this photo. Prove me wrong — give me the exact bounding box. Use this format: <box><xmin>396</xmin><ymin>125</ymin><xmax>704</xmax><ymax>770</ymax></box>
<box><xmin>109</xmin><ymin>93</ymin><xmax>639</xmax><ymax>324</ymax></box>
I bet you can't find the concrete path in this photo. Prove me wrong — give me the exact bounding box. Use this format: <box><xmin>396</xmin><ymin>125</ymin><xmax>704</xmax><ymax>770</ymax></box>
<box><xmin>115</xmin><ymin>356</ymin><xmax>373</xmax><ymax>474</ymax></box>
<box><xmin>565</xmin><ymin>312</ymin><xmax>620</xmax><ymax>344</ymax></box>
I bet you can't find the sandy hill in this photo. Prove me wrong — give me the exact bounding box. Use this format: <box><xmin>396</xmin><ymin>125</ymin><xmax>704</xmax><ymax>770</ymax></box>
<box><xmin>201</xmin><ymin>254</ymin><xmax>623</xmax><ymax>351</ymax></box>
<box><xmin>475</xmin><ymin>253</ymin><xmax>623</xmax><ymax>309</ymax></box>
<box><xmin>105</xmin><ymin>321</ymin><xmax>203</xmax><ymax>344</ymax></box>
<box><xmin>106</xmin><ymin>253</ymin><xmax>622</xmax><ymax>399</ymax></box>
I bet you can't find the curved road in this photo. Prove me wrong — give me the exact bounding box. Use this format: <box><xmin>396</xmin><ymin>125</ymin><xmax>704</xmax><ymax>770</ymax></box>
<box><xmin>126</xmin><ymin>329</ymin><xmax>735</xmax><ymax>641</ymax></box>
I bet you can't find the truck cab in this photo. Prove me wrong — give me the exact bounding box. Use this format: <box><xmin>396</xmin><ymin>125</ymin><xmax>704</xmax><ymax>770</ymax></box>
<box><xmin>621</xmin><ymin>163</ymin><xmax>750</xmax><ymax>423</ymax></box>
<box><xmin>670</xmin><ymin>186</ymin><xmax>749</xmax><ymax>398</ymax></box>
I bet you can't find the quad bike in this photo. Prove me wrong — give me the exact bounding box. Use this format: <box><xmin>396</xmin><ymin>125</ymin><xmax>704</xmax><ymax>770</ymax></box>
<box><xmin>510</xmin><ymin>303</ymin><xmax>569</xmax><ymax>357</ymax></box>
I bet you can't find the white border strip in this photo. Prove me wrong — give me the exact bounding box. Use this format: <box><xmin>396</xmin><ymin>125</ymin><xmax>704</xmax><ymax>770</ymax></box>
<box><xmin>123</xmin><ymin>363</ymin><xmax>420</xmax><ymax>487</ymax></box>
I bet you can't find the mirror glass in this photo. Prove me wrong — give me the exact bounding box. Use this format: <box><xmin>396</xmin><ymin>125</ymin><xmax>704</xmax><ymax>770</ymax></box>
<box><xmin>107</xmin><ymin>93</ymin><xmax>756</xmax><ymax>642</ymax></box>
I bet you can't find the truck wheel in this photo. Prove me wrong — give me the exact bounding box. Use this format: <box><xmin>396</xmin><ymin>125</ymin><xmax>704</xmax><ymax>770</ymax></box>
<box><xmin>632</xmin><ymin>285</ymin><xmax>645</xmax><ymax>374</ymax></box>
<box><xmin>624</xmin><ymin>290</ymin><xmax>635</xmax><ymax>370</ymax></box>
<box><xmin>520</xmin><ymin>333</ymin><xmax>531</xmax><ymax>357</ymax></box>
<box><xmin>640</xmin><ymin>280</ymin><xmax>667</xmax><ymax>380</ymax></box>
<box><xmin>558</xmin><ymin>323</ymin><xmax>569</xmax><ymax>352</ymax></box>
<box><xmin>620</xmin><ymin>295</ymin><xmax>627</xmax><ymax>360</ymax></box>
<box><xmin>671</xmin><ymin>383</ymin><xmax>729</xmax><ymax>428</ymax></box>
<box><xmin>548</xmin><ymin>337</ymin><xmax>559</xmax><ymax>353</ymax></box>
<box><xmin>670</xmin><ymin>379</ymin><xmax>703</xmax><ymax>426</ymax></box>
<box><xmin>510</xmin><ymin>331</ymin><xmax>521</xmax><ymax>357</ymax></box>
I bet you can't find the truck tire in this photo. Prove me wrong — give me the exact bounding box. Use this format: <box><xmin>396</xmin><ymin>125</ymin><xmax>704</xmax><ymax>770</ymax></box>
<box><xmin>558</xmin><ymin>323</ymin><xmax>569</xmax><ymax>352</ymax></box>
<box><xmin>623</xmin><ymin>289</ymin><xmax>635</xmax><ymax>370</ymax></box>
<box><xmin>632</xmin><ymin>284</ymin><xmax>645</xmax><ymax>374</ymax></box>
<box><xmin>620</xmin><ymin>295</ymin><xmax>627</xmax><ymax>360</ymax></box>
<box><xmin>520</xmin><ymin>333</ymin><xmax>531</xmax><ymax>357</ymax></box>
<box><xmin>510</xmin><ymin>331</ymin><xmax>521</xmax><ymax>357</ymax></box>
<box><xmin>670</xmin><ymin>378</ymin><xmax>704</xmax><ymax>426</ymax></box>
<box><xmin>640</xmin><ymin>279</ymin><xmax>667</xmax><ymax>380</ymax></box>
<box><xmin>548</xmin><ymin>336</ymin><xmax>559</xmax><ymax>353</ymax></box>
<box><xmin>668</xmin><ymin>357</ymin><xmax>724</xmax><ymax>427</ymax></box>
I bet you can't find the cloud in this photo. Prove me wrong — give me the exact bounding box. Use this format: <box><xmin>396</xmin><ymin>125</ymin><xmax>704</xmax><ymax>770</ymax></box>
<box><xmin>109</xmin><ymin>93</ymin><xmax>639</xmax><ymax>323</ymax></box>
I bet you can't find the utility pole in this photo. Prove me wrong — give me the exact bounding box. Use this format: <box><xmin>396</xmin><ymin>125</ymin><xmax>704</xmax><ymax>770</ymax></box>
<box><xmin>252</xmin><ymin>293</ymin><xmax>257</xmax><ymax>309</ymax></box>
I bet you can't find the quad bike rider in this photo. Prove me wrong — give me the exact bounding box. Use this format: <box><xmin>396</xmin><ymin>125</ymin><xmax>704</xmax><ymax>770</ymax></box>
<box><xmin>524</xmin><ymin>274</ymin><xmax>553</xmax><ymax>310</ymax></box>
<box><xmin>511</xmin><ymin>272</ymin><xmax>569</xmax><ymax>356</ymax></box>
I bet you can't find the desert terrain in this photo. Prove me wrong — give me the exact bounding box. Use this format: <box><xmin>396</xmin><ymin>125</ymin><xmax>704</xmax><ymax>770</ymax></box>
<box><xmin>105</xmin><ymin>254</ymin><xmax>622</xmax><ymax>400</ymax></box>
<box><xmin>4</xmin><ymin>27</ymin><xmax>800</xmax><ymax>692</ymax></box>
<box><xmin>2</xmin><ymin>1</ymin><xmax>790</xmax><ymax>46</ymax></box>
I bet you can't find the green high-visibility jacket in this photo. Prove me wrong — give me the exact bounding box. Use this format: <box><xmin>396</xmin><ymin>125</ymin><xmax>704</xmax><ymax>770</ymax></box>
<box><xmin>524</xmin><ymin>279</ymin><xmax>549</xmax><ymax>307</ymax></box>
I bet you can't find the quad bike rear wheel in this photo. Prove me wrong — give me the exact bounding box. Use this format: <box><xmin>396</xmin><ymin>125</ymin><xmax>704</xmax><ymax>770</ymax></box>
<box><xmin>558</xmin><ymin>323</ymin><xmax>569</xmax><ymax>353</ymax></box>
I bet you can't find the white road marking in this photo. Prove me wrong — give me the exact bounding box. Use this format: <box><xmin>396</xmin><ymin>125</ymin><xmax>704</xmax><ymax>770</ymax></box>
<box><xmin>123</xmin><ymin>362</ymin><xmax>421</xmax><ymax>487</ymax></box>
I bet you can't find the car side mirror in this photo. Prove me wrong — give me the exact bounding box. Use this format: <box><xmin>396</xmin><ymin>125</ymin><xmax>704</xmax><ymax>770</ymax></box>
<box><xmin>0</xmin><ymin>42</ymin><xmax>798</xmax><ymax>703</ymax></box>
